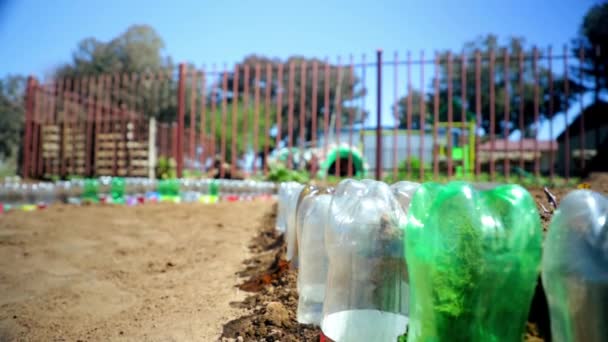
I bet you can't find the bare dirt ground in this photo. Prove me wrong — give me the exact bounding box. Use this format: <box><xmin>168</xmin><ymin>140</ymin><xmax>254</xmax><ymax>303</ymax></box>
<box><xmin>0</xmin><ymin>201</ymin><xmax>273</xmax><ymax>342</ymax></box>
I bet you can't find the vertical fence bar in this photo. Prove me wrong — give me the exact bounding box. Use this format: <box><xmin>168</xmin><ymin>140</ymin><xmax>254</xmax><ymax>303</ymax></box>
<box><xmin>475</xmin><ymin>51</ymin><xmax>482</xmax><ymax>178</ymax></box>
<box><xmin>253</xmin><ymin>63</ymin><xmax>261</xmax><ymax>175</ymax></box>
<box><xmin>86</xmin><ymin>78</ymin><xmax>94</xmax><ymax>176</ymax></box>
<box><xmin>231</xmin><ymin>64</ymin><xmax>240</xmax><ymax>176</ymax></box>
<box><xmin>243</xmin><ymin>65</ymin><xmax>250</xmax><ymax>174</ymax></box>
<box><xmin>31</xmin><ymin>84</ymin><xmax>41</xmax><ymax>178</ymax></box>
<box><xmin>533</xmin><ymin>47</ymin><xmax>540</xmax><ymax>177</ymax></box>
<box><xmin>433</xmin><ymin>52</ymin><xmax>439</xmax><ymax>179</ymax></box>
<box><xmin>563</xmin><ymin>45</ymin><xmax>570</xmax><ymax>181</ymax></box>
<box><xmin>310</xmin><ymin>61</ymin><xmax>319</xmax><ymax>176</ymax></box>
<box><xmin>287</xmin><ymin>61</ymin><xmax>295</xmax><ymax>169</ymax></box>
<box><xmin>447</xmin><ymin>52</ymin><xmax>454</xmax><ymax>179</ymax></box>
<box><xmin>461</xmin><ymin>52</ymin><xmax>467</xmax><ymax>176</ymax></box>
<box><xmin>189</xmin><ymin>69</ymin><xmax>198</xmax><ymax>167</ymax></box>
<box><xmin>200</xmin><ymin>68</ymin><xmax>208</xmax><ymax>172</ymax></box>
<box><xmin>176</xmin><ymin>63</ymin><xmax>186</xmax><ymax>178</ymax></box>
<box><xmin>578</xmin><ymin>45</ymin><xmax>586</xmax><ymax>172</ymax></box>
<box><xmin>376</xmin><ymin>50</ymin><xmax>383</xmax><ymax>180</ymax></box>
<box><xmin>347</xmin><ymin>55</ymin><xmax>355</xmax><ymax>178</ymax></box>
<box><xmin>335</xmin><ymin>56</ymin><xmax>343</xmax><ymax>177</ymax></box>
<box><xmin>299</xmin><ymin>60</ymin><xmax>307</xmax><ymax>171</ymax></box>
<box><xmin>503</xmin><ymin>49</ymin><xmax>510</xmax><ymax>180</ymax></box>
<box><xmin>276</xmin><ymin>63</ymin><xmax>284</xmax><ymax>157</ymax></box>
<box><xmin>22</xmin><ymin>76</ymin><xmax>35</xmax><ymax>178</ymax></box>
<box><xmin>392</xmin><ymin>51</ymin><xmax>399</xmax><ymax>181</ymax></box>
<box><xmin>172</xmin><ymin>123</ymin><xmax>178</xmax><ymax>168</ymax></box>
<box><xmin>548</xmin><ymin>46</ymin><xmax>555</xmax><ymax>180</ymax></box>
<box><xmin>61</xmin><ymin>78</ymin><xmax>72</xmax><ymax>178</ymax></box>
<box><xmin>55</xmin><ymin>77</ymin><xmax>64</xmax><ymax>176</ymax></box>
<box><xmin>419</xmin><ymin>51</ymin><xmax>425</xmax><ymax>182</ymax></box>
<box><xmin>119</xmin><ymin>74</ymin><xmax>129</xmax><ymax>176</ymax></box>
<box><xmin>323</xmin><ymin>59</ymin><xmax>331</xmax><ymax>173</ymax></box>
<box><xmin>111</xmin><ymin>74</ymin><xmax>119</xmax><ymax>177</ymax></box>
<box><xmin>210</xmin><ymin>64</ymin><xmax>218</xmax><ymax>167</ymax></box>
<box><xmin>37</xmin><ymin>83</ymin><xmax>48</xmax><ymax>177</ymax></box>
<box><xmin>264</xmin><ymin>63</ymin><xmax>272</xmax><ymax>175</ymax></box>
<box><xmin>220</xmin><ymin>64</ymin><xmax>228</xmax><ymax>179</ymax></box>
<box><xmin>518</xmin><ymin>50</ymin><xmax>525</xmax><ymax>174</ymax></box>
<box><xmin>489</xmin><ymin>49</ymin><xmax>496</xmax><ymax>181</ymax></box>
<box><xmin>406</xmin><ymin>51</ymin><xmax>413</xmax><ymax>179</ymax></box>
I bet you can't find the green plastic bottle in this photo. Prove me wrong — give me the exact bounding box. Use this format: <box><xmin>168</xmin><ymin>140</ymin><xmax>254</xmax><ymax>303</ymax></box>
<box><xmin>110</xmin><ymin>177</ymin><xmax>126</xmax><ymax>205</ymax></box>
<box><xmin>405</xmin><ymin>182</ymin><xmax>542</xmax><ymax>342</ymax></box>
<box><xmin>158</xmin><ymin>179</ymin><xmax>181</xmax><ymax>203</ymax></box>
<box><xmin>82</xmin><ymin>179</ymin><xmax>100</xmax><ymax>203</ymax></box>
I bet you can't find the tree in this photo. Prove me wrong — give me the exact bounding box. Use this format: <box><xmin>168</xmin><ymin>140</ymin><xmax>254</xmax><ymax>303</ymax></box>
<box><xmin>572</xmin><ymin>2</ymin><xmax>608</xmax><ymax>103</ymax></box>
<box><xmin>394</xmin><ymin>90</ymin><xmax>432</xmax><ymax>129</ymax></box>
<box><xmin>0</xmin><ymin>75</ymin><xmax>26</xmax><ymax>158</ymax></box>
<box><xmin>213</xmin><ymin>55</ymin><xmax>367</xmax><ymax>145</ymax></box>
<box><xmin>55</xmin><ymin>25</ymin><xmax>176</xmax><ymax>122</ymax></box>
<box><xmin>204</xmin><ymin>101</ymin><xmax>276</xmax><ymax>164</ymax></box>
<box><xmin>436</xmin><ymin>35</ymin><xmax>581</xmax><ymax>138</ymax></box>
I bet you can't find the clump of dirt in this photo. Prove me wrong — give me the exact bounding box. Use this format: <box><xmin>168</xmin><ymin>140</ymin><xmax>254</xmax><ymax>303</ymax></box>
<box><xmin>221</xmin><ymin>205</ymin><xmax>320</xmax><ymax>342</ymax></box>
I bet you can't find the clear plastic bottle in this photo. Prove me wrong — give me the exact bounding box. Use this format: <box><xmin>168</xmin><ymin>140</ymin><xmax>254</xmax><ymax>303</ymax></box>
<box><xmin>321</xmin><ymin>179</ymin><xmax>409</xmax><ymax>342</ymax></box>
<box><xmin>542</xmin><ymin>190</ymin><xmax>608</xmax><ymax>342</ymax></box>
<box><xmin>297</xmin><ymin>188</ymin><xmax>334</xmax><ymax>325</ymax></box>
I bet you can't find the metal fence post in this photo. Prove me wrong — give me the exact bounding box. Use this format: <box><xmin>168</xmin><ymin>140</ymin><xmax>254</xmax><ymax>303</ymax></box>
<box><xmin>22</xmin><ymin>76</ymin><xmax>36</xmax><ymax>179</ymax></box>
<box><xmin>176</xmin><ymin>63</ymin><xmax>186</xmax><ymax>178</ymax></box>
<box><xmin>375</xmin><ymin>49</ymin><xmax>383</xmax><ymax>180</ymax></box>
<box><xmin>148</xmin><ymin>117</ymin><xmax>157</xmax><ymax>180</ymax></box>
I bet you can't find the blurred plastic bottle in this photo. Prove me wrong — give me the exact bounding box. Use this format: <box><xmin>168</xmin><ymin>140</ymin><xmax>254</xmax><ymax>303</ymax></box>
<box><xmin>321</xmin><ymin>179</ymin><xmax>409</xmax><ymax>342</ymax></box>
<box><xmin>111</xmin><ymin>177</ymin><xmax>126</xmax><ymax>204</ymax></box>
<box><xmin>297</xmin><ymin>187</ymin><xmax>334</xmax><ymax>325</ymax></box>
<box><xmin>276</xmin><ymin>182</ymin><xmax>303</xmax><ymax>233</ymax></box>
<box><xmin>285</xmin><ymin>183</ymin><xmax>307</xmax><ymax>263</ymax></box>
<box><xmin>405</xmin><ymin>182</ymin><xmax>542</xmax><ymax>342</ymax></box>
<box><xmin>542</xmin><ymin>190</ymin><xmax>608</xmax><ymax>342</ymax></box>
<box><xmin>158</xmin><ymin>179</ymin><xmax>180</xmax><ymax>203</ymax></box>
<box><xmin>83</xmin><ymin>179</ymin><xmax>100</xmax><ymax>203</ymax></box>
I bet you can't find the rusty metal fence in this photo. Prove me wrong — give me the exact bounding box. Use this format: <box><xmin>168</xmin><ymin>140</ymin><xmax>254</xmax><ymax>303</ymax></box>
<box><xmin>21</xmin><ymin>45</ymin><xmax>598</xmax><ymax>182</ymax></box>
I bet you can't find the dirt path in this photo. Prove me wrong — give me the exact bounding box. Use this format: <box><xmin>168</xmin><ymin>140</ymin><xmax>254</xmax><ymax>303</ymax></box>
<box><xmin>0</xmin><ymin>201</ymin><xmax>273</xmax><ymax>341</ymax></box>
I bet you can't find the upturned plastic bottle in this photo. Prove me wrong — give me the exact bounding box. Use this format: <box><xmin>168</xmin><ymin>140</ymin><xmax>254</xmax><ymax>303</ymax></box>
<box><xmin>321</xmin><ymin>179</ymin><xmax>409</xmax><ymax>342</ymax></box>
<box><xmin>296</xmin><ymin>187</ymin><xmax>334</xmax><ymax>325</ymax></box>
<box><xmin>287</xmin><ymin>184</ymin><xmax>317</xmax><ymax>266</ymax></box>
<box><xmin>542</xmin><ymin>190</ymin><xmax>608</xmax><ymax>342</ymax></box>
<box><xmin>405</xmin><ymin>182</ymin><xmax>542</xmax><ymax>342</ymax></box>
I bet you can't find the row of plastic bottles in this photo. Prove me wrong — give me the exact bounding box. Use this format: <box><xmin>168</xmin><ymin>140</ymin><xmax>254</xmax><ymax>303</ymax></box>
<box><xmin>0</xmin><ymin>178</ymin><xmax>277</xmax><ymax>210</ymax></box>
<box><xmin>279</xmin><ymin>179</ymin><xmax>607</xmax><ymax>342</ymax></box>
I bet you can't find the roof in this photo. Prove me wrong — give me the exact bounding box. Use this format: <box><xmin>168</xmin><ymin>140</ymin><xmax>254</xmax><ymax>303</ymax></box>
<box><xmin>478</xmin><ymin>139</ymin><xmax>557</xmax><ymax>152</ymax></box>
<box><xmin>557</xmin><ymin>101</ymin><xmax>608</xmax><ymax>141</ymax></box>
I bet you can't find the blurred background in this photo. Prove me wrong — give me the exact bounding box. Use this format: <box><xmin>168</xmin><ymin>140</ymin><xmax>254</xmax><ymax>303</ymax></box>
<box><xmin>0</xmin><ymin>0</ymin><xmax>606</xmax><ymax>183</ymax></box>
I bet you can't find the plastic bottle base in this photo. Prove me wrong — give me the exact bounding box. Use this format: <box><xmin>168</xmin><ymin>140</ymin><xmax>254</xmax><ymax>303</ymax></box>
<box><xmin>320</xmin><ymin>309</ymin><xmax>408</xmax><ymax>342</ymax></box>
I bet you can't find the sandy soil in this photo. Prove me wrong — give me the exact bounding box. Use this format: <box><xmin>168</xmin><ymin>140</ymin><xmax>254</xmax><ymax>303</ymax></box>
<box><xmin>0</xmin><ymin>201</ymin><xmax>273</xmax><ymax>342</ymax></box>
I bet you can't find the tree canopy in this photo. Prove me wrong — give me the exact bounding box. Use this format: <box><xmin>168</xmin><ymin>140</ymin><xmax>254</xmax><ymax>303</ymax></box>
<box><xmin>213</xmin><ymin>55</ymin><xmax>367</xmax><ymax>144</ymax></box>
<box><xmin>572</xmin><ymin>1</ymin><xmax>608</xmax><ymax>103</ymax></box>
<box><xmin>0</xmin><ymin>75</ymin><xmax>26</xmax><ymax>158</ymax></box>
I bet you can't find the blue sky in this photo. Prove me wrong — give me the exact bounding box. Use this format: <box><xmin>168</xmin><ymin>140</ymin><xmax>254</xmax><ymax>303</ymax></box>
<box><xmin>0</xmin><ymin>0</ymin><xmax>598</xmax><ymax>139</ymax></box>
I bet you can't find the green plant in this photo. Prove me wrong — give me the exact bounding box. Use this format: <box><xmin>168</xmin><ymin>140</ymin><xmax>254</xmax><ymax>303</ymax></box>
<box><xmin>156</xmin><ymin>156</ymin><xmax>176</xmax><ymax>179</ymax></box>
<box><xmin>406</xmin><ymin>182</ymin><xmax>542</xmax><ymax>341</ymax></box>
<box><xmin>265</xmin><ymin>163</ymin><xmax>309</xmax><ymax>183</ymax></box>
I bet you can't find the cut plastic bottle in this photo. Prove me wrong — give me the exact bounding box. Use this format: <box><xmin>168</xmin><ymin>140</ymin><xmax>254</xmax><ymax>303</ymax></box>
<box><xmin>287</xmin><ymin>184</ymin><xmax>319</xmax><ymax>266</ymax></box>
<box><xmin>542</xmin><ymin>190</ymin><xmax>608</xmax><ymax>342</ymax></box>
<box><xmin>296</xmin><ymin>187</ymin><xmax>334</xmax><ymax>325</ymax></box>
<box><xmin>405</xmin><ymin>182</ymin><xmax>542</xmax><ymax>342</ymax></box>
<box><xmin>321</xmin><ymin>179</ymin><xmax>409</xmax><ymax>342</ymax></box>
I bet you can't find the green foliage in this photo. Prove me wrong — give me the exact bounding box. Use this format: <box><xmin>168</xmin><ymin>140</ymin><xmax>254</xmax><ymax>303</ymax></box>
<box><xmin>205</xmin><ymin>101</ymin><xmax>275</xmax><ymax>161</ymax></box>
<box><xmin>573</xmin><ymin>2</ymin><xmax>608</xmax><ymax>102</ymax></box>
<box><xmin>0</xmin><ymin>75</ymin><xmax>26</xmax><ymax>159</ymax></box>
<box><xmin>156</xmin><ymin>156</ymin><xmax>176</xmax><ymax>179</ymax></box>
<box><xmin>265</xmin><ymin>163</ymin><xmax>309</xmax><ymax>183</ymax></box>
<box><xmin>217</xmin><ymin>55</ymin><xmax>367</xmax><ymax>143</ymax></box>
